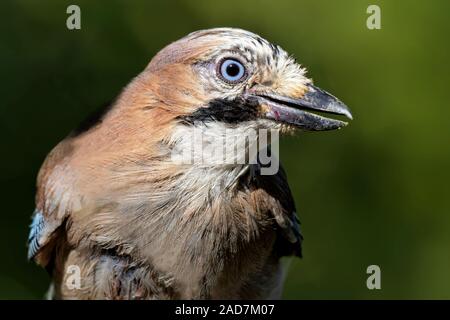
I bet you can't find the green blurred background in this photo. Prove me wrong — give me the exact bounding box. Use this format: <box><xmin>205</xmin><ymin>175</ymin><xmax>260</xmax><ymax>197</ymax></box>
<box><xmin>1</xmin><ymin>0</ymin><xmax>449</xmax><ymax>299</ymax></box>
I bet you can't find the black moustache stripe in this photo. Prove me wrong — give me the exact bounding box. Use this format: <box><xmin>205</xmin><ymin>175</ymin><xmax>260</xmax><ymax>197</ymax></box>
<box><xmin>179</xmin><ymin>98</ymin><xmax>259</xmax><ymax>125</ymax></box>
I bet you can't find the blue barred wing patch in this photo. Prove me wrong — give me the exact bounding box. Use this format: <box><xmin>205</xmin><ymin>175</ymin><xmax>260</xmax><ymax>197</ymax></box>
<box><xmin>27</xmin><ymin>211</ymin><xmax>45</xmax><ymax>260</ymax></box>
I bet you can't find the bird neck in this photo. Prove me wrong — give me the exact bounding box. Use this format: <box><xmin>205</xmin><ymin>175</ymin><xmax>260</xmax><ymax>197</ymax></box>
<box><xmin>167</xmin><ymin>120</ymin><xmax>276</xmax><ymax>170</ymax></box>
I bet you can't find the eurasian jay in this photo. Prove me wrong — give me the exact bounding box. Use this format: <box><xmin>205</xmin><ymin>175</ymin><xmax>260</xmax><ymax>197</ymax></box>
<box><xmin>28</xmin><ymin>28</ymin><xmax>351</xmax><ymax>299</ymax></box>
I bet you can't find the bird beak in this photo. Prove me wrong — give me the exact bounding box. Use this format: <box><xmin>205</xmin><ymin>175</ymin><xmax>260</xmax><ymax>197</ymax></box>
<box><xmin>249</xmin><ymin>83</ymin><xmax>352</xmax><ymax>131</ymax></box>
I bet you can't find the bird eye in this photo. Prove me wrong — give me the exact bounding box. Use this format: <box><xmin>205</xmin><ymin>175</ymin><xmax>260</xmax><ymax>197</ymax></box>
<box><xmin>218</xmin><ymin>59</ymin><xmax>246</xmax><ymax>83</ymax></box>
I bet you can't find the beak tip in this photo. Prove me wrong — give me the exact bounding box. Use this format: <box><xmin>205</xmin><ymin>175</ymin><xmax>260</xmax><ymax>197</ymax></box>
<box><xmin>305</xmin><ymin>83</ymin><xmax>353</xmax><ymax>121</ymax></box>
<box><xmin>336</xmin><ymin>102</ymin><xmax>352</xmax><ymax>120</ymax></box>
<box><xmin>344</xmin><ymin>109</ymin><xmax>353</xmax><ymax>120</ymax></box>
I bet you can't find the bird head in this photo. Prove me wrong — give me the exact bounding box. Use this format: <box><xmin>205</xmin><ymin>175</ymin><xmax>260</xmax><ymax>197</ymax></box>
<box><xmin>110</xmin><ymin>28</ymin><xmax>352</xmax><ymax>167</ymax></box>
<box><xmin>139</xmin><ymin>28</ymin><xmax>352</xmax><ymax>132</ymax></box>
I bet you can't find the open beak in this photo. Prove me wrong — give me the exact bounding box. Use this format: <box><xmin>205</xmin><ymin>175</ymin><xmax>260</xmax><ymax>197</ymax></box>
<box><xmin>250</xmin><ymin>83</ymin><xmax>352</xmax><ymax>131</ymax></box>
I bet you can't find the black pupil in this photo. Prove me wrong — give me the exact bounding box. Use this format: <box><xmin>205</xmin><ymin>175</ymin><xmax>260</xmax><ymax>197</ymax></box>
<box><xmin>226</xmin><ymin>62</ymin><xmax>240</xmax><ymax>77</ymax></box>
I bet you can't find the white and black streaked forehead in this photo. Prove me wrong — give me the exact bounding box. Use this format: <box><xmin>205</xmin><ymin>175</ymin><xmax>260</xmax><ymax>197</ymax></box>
<box><xmin>185</xmin><ymin>28</ymin><xmax>310</xmax><ymax>98</ymax></box>
<box><xmin>186</xmin><ymin>28</ymin><xmax>288</xmax><ymax>64</ymax></box>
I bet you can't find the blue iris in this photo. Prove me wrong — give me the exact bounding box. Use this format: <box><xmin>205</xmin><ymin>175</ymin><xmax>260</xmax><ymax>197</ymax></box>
<box><xmin>219</xmin><ymin>59</ymin><xmax>246</xmax><ymax>83</ymax></box>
